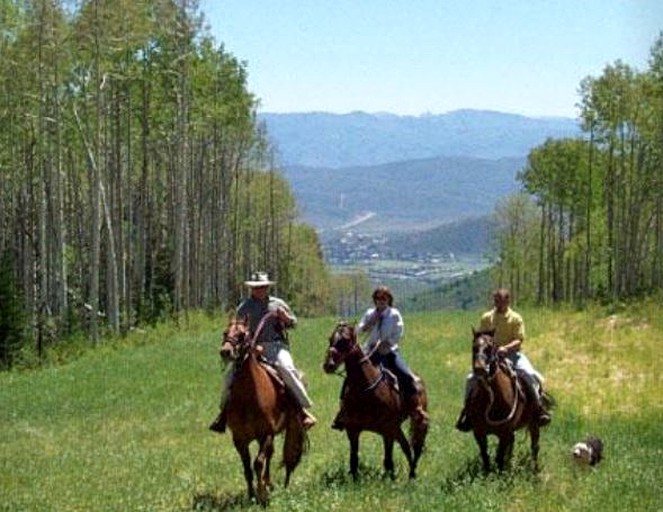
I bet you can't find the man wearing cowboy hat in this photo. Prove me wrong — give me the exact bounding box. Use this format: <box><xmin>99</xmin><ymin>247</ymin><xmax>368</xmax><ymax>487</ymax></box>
<box><xmin>209</xmin><ymin>271</ymin><xmax>317</xmax><ymax>433</ymax></box>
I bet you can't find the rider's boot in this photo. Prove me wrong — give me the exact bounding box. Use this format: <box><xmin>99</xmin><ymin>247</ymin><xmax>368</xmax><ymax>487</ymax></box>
<box><xmin>407</xmin><ymin>394</ymin><xmax>429</xmax><ymax>424</ymax></box>
<box><xmin>208</xmin><ymin>407</ymin><xmax>227</xmax><ymax>434</ymax></box>
<box><xmin>521</xmin><ymin>375</ymin><xmax>551</xmax><ymax>427</ymax></box>
<box><xmin>301</xmin><ymin>408</ymin><xmax>317</xmax><ymax>430</ymax></box>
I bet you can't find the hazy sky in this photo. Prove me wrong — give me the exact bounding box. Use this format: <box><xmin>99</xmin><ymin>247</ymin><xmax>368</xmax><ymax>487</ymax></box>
<box><xmin>199</xmin><ymin>1</ymin><xmax>662</xmax><ymax>118</ymax></box>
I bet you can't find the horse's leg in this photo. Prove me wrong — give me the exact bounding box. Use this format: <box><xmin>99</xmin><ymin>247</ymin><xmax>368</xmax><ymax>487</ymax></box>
<box><xmin>394</xmin><ymin>428</ymin><xmax>416</xmax><ymax>479</ymax></box>
<box><xmin>529</xmin><ymin>423</ymin><xmax>540</xmax><ymax>472</ymax></box>
<box><xmin>382</xmin><ymin>436</ymin><xmax>396</xmax><ymax>480</ymax></box>
<box><xmin>264</xmin><ymin>434</ymin><xmax>275</xmax><ymax>491</ymax></box>
<box><xmin>496</xmin><ymin>432</ymin><xmax>515</xmax><ymax>472</ymax></box>
<box><xmin>253</xmin><ymin>435</ymin><xmax>274</xmax><ymax>506</ymax></box>
<box><xmin>473</xmin><ymin>431</ymin><xmax>490</xmax><ymax>473</ymax></box>
<box><xmin>233</xmin><ymin>438</ymin><xmax>255</xmax><ymax>500</ymax></box>
<box><xmin>283</xmin><ymin>416</ymin><xmax>305</xmax><ymax>488</ymax></box>
<box><xmin>347</xmin><ymin>429</ymin><xmax>360</xmax><ymax>481</ymax></box>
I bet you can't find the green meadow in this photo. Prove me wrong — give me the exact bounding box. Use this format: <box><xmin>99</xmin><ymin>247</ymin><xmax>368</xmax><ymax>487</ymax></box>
<box><xmin>1</xmin><ymin>301</ymin><xmax>662</xmax><ymax>511</ymax></box>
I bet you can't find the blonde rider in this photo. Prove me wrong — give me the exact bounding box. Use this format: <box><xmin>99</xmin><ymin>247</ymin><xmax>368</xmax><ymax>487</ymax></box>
<box><xmin>455</xmin><ymin>288</ymin><xmax>551</xmax><ymax>432</ymax></box>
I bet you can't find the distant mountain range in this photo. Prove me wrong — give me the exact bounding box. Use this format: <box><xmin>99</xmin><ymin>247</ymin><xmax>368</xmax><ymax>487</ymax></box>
<box><xmin>259</xmin><ymin>109</ymin><xmax>580</xmax><ymax>169</ymax></box>
<box><xmin>259</xmin><ymin>110</ymin><xmax>580</xmax><ymax>255</ymax></box>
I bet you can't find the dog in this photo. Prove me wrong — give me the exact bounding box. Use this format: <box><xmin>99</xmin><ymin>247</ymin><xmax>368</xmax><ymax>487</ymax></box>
<box><xmin>572</xmin><ymin>435</ymin><xmax>604</xmax><ymax>466</ymax></box>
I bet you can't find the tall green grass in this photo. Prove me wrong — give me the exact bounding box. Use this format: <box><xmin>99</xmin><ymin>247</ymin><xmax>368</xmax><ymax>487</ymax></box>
<box><xmin>1</xmin><ymin>303</ymin><xmax>662</xmax><ymax>511</ymax></box>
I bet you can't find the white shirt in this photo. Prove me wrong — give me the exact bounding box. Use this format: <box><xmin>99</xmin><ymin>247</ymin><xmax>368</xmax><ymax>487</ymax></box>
<box><xmin>358</xmin><ymin>306</ymin><xmax>404</xmax><ymax>355</ymax></box>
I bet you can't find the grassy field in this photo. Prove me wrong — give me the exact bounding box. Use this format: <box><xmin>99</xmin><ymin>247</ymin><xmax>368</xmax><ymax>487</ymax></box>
<box><xmin>1</xmin><ymin>301</ymin><xmax>662</xmax><ymax>511</ymax></box>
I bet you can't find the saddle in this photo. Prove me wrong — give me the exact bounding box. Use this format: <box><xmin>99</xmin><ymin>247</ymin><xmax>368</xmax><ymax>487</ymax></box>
<box><xmin>257</xmin><ymin>357</ymin><xmax>287</xmax><ymax>388</ymax></box>
<box><xmin>382</xmin><ymin>366</ymin><xmax>424</xmax><ymax>398</ymax></box>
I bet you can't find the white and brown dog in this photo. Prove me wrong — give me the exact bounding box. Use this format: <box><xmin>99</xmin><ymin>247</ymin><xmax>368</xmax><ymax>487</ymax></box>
<box><xmin>572</xmin><ymin>436</ymin><xmax>604</xmax><ymax>466</ymax></box>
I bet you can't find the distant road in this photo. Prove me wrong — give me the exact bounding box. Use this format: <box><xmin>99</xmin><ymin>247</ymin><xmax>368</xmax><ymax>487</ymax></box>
<box><xmin>337</xmin><ymin>211</ymin><xmax>376</xmax><ymax>230</ymax></box>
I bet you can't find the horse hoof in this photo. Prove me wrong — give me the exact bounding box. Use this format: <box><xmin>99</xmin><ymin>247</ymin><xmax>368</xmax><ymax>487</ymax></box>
<box><xmin>537</xmin><ymin>413</ymin><xmax>551</xmax><ymax>427</ymax></box>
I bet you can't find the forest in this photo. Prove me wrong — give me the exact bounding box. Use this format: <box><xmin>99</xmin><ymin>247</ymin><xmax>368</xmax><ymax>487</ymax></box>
<box><xmin>0</xmin><ymin>0</ymin><xmax>334</xmax><ymax>368</ymax></box>
<box><xmin>1</xmin><ymin>0</ymin><xmax>662</xmax><ymax>370</ymax></box>
<box><xmin>490</xmin><ymin>35</ymin><xmax>663</xmax><ymax>307</ymax></box>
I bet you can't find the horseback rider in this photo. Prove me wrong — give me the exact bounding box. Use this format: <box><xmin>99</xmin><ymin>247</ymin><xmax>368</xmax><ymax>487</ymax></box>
<box><xmin>209</xmin><ymin>271</ymin><xmax>317</xmax><ymax>433</ymax></box>
<box><xmin>333</xmin><ymin>286</ymin><xmax>428</xmax><ymax>429</ymax></box>
<box><xmin>455</xmin><ymin>288</ymin><xmax>551</xmax><ymax>432</ymax></box>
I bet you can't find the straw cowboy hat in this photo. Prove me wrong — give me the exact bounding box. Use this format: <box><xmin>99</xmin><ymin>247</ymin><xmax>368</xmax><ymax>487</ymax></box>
<box><xmin>244</xmin><ymin>271</ymin><xmax>275</xmax><ymax>287</ymax></box>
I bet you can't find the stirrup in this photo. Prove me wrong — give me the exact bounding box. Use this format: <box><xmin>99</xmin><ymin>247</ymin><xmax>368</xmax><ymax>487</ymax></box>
<box><xmin>455</xmin><ymin>412</ymin><xmax>472</xmax><ymax>432</ymax></box>
<box><xmin>331</xmin><ymin>418</ymin><xmax>345</xmax><ymax>431</ymax></box>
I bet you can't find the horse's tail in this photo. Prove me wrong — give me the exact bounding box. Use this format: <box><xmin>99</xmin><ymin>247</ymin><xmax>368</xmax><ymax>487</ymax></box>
<box><xmin>409</xmin><ymin>383</ymin><xmax>429</xmax><ymax>466</ymax></box>
<box><xmin>282</xmin><ymin>412</ymin><xmax>309</xmax><ymax>487</ymax></box>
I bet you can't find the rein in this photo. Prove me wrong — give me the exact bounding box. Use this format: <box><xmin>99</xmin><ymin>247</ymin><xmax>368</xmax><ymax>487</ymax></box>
<box><xmin>473</xmin><ymin>335</ymin><xmax>521</xmax><ymax>427</ymax></box>
<box><xmin>359</xmin><ymin>338</ymin><xmax>382</xmax><ymax>363</ymax></box>
<box><xmin>480</xmin><ymin>360</ymin><xmax>521</xmax><ymax>426</ymax></box>
<box><xmin>249</xmin><ymin>310</ymin><xmax>278</xmax><ymax>348</ymax></box>
<box><xmin>223</xmin><ymin>310</ymin><xmax>278</xmax><ymax>364</ymax></box>
<box><xmin>330</xmin><ymin>326</ymin><xmax>385</xmax><ymax>393</ymax></box>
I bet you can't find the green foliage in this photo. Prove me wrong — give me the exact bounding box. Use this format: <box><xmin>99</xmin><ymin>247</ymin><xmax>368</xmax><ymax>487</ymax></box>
<box><xmin>0</xmin><ymin>0</ymin><xmax>329</xmax><ymax>343</ymax></box>
<box><xmin>497</xmin><ymin>34</ymin><xmax>663</xmax><ymax>305</ymax></box>
<box><xmin>283</xmin><ymin>223</ymin><xmax>334</xmax><ymax>317</ymax></box>
<box><xmin>2</xmin><ymin>304</ymin><xmax>661</xmax><ymax>510</ymax></box>
<box><xmin>402</xmin><ymin>267</ymin><xmax>494</xmax><ymax>312</ymax></box>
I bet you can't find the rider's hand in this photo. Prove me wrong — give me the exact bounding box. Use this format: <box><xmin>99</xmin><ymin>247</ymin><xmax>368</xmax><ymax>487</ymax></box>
<box><xmin>497</xmin><ymin>346</ymin><xmax>508</xmax><ymax>358</ymax></box>
<box><xmin>276</xmin><ymin>307</ymin><xmax>291</xmax><ymax>325</ymax></box>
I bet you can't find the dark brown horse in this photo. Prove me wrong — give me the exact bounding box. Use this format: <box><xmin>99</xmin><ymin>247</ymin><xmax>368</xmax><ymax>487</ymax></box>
<box><xmin>322</xmin><ymin>321</ymin><xmax>428</xmax><ymax>480</ymax></box>
<box><xmin>467</xmin><ymin>328</ymin><xmax>541</xmax><ymax>472</ymax></box>
<box><xmin>219</xmin><ymin>315</ymin><xmax>307</xmax><ymax>505</ymax></box>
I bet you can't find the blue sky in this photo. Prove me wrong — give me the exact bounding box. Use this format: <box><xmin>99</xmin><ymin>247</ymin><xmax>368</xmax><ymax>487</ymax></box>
<box><xmin>199</xmin><ymin>1</ymin><xmax>662</xmax><ymax>118</ymax></box>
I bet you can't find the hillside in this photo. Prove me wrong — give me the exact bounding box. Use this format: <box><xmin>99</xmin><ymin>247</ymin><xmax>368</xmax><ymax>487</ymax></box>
<box><xmin>283</xmin><ymin>156</ymin><xmax>523</xmax><ymax>233</ymax></box>
<box><xmin>268</xmin><ymin>110</ymin><xmax>577</xmax><ymax>280</ymax></box>
<box><xmin>383</xmin><ymin>216</ymin><xmax>498</xmax><ymax>256</ymax></box>
<box><xmin>261</xmin><ymin>109</ymin><xmax>580</xmax><ymax>168</ymax></box>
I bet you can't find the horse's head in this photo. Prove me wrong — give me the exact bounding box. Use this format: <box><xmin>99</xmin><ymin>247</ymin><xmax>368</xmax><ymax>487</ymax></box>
<box><xmin>220</xmin><ymin>315</ymin><xmax>250</xmax><ymax>362</ymax></box>
<box><xmin>323</xmin><ymin>321</ymin><xmax>357</xmax><ymax>374</ymax></box>
<box><xmin>472</xmin><ymin>327</ymin><xmax>497</xmax><ymax>378</ymax></box>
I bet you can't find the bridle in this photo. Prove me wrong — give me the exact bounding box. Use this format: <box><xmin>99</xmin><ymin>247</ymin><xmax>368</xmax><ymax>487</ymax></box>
<box><xmin>473</xmin><ymin>333</ymin><xmax>499</xmax><ymax>378</ymax></box>
<box><xmin>324</xmin><ymin>323</ymin><xmax>354</xmax><ymax>376</ymax></box>
<box><xmin>325</xmin><ymin>322</ymin><xmax>385</xmax><ymax>392</ymax></box>
<box><xmin>221</xmin><ymin>320</ymin><xmax>249</xmax><ymax>362</ymax></box>
<box><xmin>222</xmin><ymin>311</ymin><xmax>278</xmax><ymax>362</ymax></box>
